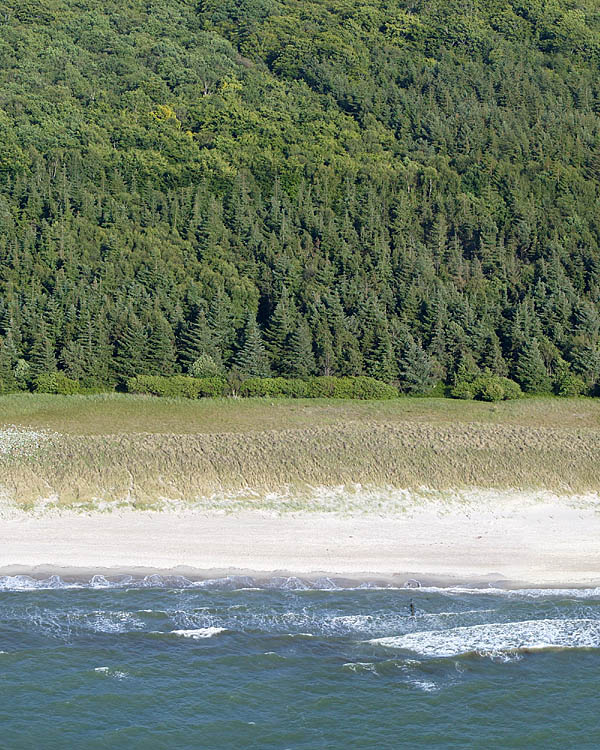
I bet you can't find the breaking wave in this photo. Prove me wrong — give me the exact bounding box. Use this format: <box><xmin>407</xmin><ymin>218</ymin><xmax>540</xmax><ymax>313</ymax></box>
<box><xmin>1</xmin><ymin>574</ymin><xmax>600</xmax><ymax>597</ymax></box>
<box><xmin>371</xmin><ymin>618</ymin><xmax>600</xmax><ymax>658</ymax></box>
<box><xmin>171</xmin><ymin>627</ymin><xmax>228</xmax><ymax>639</ymax></box>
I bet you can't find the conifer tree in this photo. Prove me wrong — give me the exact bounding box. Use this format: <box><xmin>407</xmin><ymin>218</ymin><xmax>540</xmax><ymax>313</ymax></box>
<box><xmin>514</xmin><ymin>338</ymin><xmax>551</xmax><ymax>393</ymax></box>
<box><xmin>365</xmin><ymin>322</ymin><xmax>396</xmax><ymax>382</ymax></box>
<box><xmin>0</xmin><ymin>330</ymin><xmax>20</xmax><ymax>391</ymax></box>
<box><xmin>61</xmin><ymin>315</ymin><xmax>112</xmax><ymax>386</ymax></box>
<box><xmin>179</xmin><ymin>310</ymin><xmax>220</xmax><ymax>370</ymax></box>
<box><xmin>265</xmin><ymin>287</ymin><xmax>295</xmax><ymax>372</ymax></box>
<box><xmin>478</xmin><ymin>330</ymin><xmax>508</xmax><ymax>376</ymax></box>
<box><xmin>208</xmin><ymin>292</ymin><xmax>236</xmax><ymax>364</ymax></box>
<box><xmin>283</xmin><ymin>319</ymin><xmax>316</xmax><ymax>378</ymax></box>
<box><xmin>311</xmin><ymin>315</ymin><xmax>336</xmax><ymax>376</ymax></box>
<box><xmin>397</xmin><ymin>336</ymin><xmax>438</xmax><ymax>393</ymax></box>
<box><xmin>29</xmin><ymin>321</ymin><xmax>57</xmax><ymax>377</ymax></box>
<box><xmin>233</xmin><ymin>315</ymin><xmax>271</xmax><ymax>377</ymax></box>
<box><xmin>570</xmin><ymin>343</ymin><xmax>600</xmax><ymax>388</ymax></box>
<box><xmin>114</xmin><ymin>311</ymin><xmax>148</xmax><ymax>381</ymax></box>
<box><xmin>147</xmin><ymin>312</ymin><xmax>177</xmax><ymax>375</ymax></box>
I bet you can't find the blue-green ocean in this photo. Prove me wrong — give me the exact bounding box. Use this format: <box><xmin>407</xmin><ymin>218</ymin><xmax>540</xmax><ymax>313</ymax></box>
<box><xmin>1</xmin><ymin>575</ymin><xmax>599</xmax><ymax>749</ymax></box>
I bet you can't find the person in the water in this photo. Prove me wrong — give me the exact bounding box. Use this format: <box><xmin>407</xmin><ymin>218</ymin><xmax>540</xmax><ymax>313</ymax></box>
<box><xmin>409</xmin><ymin>599</ymin><xmax>416</xmax><ymax>617</ymax></box>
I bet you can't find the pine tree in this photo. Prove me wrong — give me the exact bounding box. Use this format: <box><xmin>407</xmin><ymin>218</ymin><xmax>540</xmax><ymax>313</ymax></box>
<box><xmin>147</xmin><ymin>312</ymin><xmax>177</xmax><ymax>375</ymax></box>
<box><xmin>282</xmin><ymin>319</ymin><xmax>316</xmax><ymax>377</ymax></box>
<box><xmin>311</xmin><ymin>314</ymin><xmax>336</xmax><ymax>375</ymax></box>
<box><xmin>61</xmin><ymin>314</ymin><xmax>112</xmax><ymax>386</ymax></box>
<box><xmin>0</xmin><ymin>330</ymin><xmax>20</xmax><ymax>392</ymax></box>
<box><xmin>570</xmin><ymin>343</ymin><xmax>600</xmax><ymax>387</ymax></box>
<box><xmin>179</xmin><ymin>310</ymin><xmax>219</xmax><ymax>369</ymax></box>
<box><xmin>514</xmin><ymin>338</ymin><xmax>551</xmax><ymax>393</ymax></box>
<box><xmin>397</xmin><ymin>336</ymin><xmax>438</xmax><ymax>394</ymax></box>
<box><xmin>60</xmin><ymin>340</ymin><xmax>86</xmax><ymax>382</ymax></box>
<box><xmin>365</xmin><ymin>322</ymin><xmax>396</xmax><ymax>382</ymax></box>
<box><xmin>265</xmin><ymin>287</ymin><xmax>295</xmax><ymax>373</ymax></box>
<box><xmin>478</xmin><ymin>329</ymin><xmax>508</xmax><ymax>376</ymax></box>
<box><xmin>208</xmin><ymin>292</ymin><xmax>236</xmax><ymax>364</ymax></box>
<box><xmin>114</xmin><ymin>311</ymin><xmax>148</xmax><ymax>381</ymax></box>
<box><xmin>29</xmin><ymin>320</ymin><xmax>57</xmax><ymax>377</ymax></box>
<box><xmin>233</xmin><ymin>315</ymin><xmax>271</xmax><ymax>377</ymax></box>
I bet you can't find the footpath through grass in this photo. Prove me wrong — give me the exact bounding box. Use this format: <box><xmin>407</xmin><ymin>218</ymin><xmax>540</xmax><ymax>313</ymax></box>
<box><xmin>1</xmin><ymin>394</ymin><xmax>599</xmax><ymax>508</ymax></box>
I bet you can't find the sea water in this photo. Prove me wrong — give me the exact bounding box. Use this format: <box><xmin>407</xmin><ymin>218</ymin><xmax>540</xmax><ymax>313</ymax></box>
<box><xmin>1</xmin><ymin>576</ymin><xmax>599</xmax><ymax>749</ymax></box>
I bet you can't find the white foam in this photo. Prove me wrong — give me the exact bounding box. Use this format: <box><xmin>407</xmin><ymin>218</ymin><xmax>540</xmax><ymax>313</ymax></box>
<box><xmin>371</xmin><ymin>618</ymin><xmax>600</xmax><ymax>657</ymax></box>
<box><xmin>408</xmin><ymin>679</ymin><xmax>438</xmax><ymax>692</ymax></box>
<box><xmin>171</xmin><ymin>627</ymin><xmax>227</xmax><ymax>639</ymax></box>
<box><xmin>343</xmin><ymin>662</ymin><xmax>378</xmax><ymax>674</ymax></box>
<box><xmin>94</xmin><ymin>666</ymin><xmax>128</xmax><ymax>679</ymax></box>
<box><xmin>413</xmin><ymin>586</ymin><xmax>600</xmax><ymax>599</ymax></box>
<box><xmin>87</xmin><ymin>611</ymin><xmax>145</xmax><ymax>634</ymax></box>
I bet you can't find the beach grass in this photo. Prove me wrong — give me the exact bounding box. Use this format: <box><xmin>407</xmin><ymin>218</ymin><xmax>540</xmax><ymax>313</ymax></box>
<box><xmin>1</xmin><ymin>392</ymin><xmax>599</xmax><ymax>434</ymax></box>
<box><xmin>1</xmin><ymin>394</ymin><xmax>599</xmax><ymax>508</ymax></box>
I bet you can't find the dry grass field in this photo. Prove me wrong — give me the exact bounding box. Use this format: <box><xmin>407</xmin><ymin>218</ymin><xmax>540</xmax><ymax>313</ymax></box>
<box><xmin>1</xmin><ymin>394</ymin><xmax>599</xmax><ymax>508</ymax></box>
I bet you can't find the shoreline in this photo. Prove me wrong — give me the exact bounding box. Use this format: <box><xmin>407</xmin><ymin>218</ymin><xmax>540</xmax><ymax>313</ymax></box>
<box><xmin>2</xmin><ymin>566</ymin><xmax>599</xmax><ymax>591</ymax></box>
<box><xmin>1</xmin><ymin>497</ymin><xmax>599</xmax><ymax>588</ymax></box>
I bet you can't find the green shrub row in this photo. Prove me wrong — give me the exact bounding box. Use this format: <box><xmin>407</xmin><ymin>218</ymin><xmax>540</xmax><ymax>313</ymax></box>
<box><xmin>451</xmin><ymin>374</ymin><xmax>523</xmax><ymax>402</ymax></box>
<box><xmin>34</xmin><ymin>372</ymin><xmax>86</xmax><ymax>395</ymax></box>
<box><xmin>126</xmin><ymin>375</ymin><xmax>398</xmax><ymax>399</ymax></box>
<box><xmin>238</xmin><ymin>376</ymin><xmax>399</xmax><ymax>399</ymax></box>
<box><xmin>5</xmin><ymin>370</ymin><xmax>587</xmax><ymax>402</ymax></box>
<box><xmin>127</xmin><ymin>375</ymin><xmax>228</xmax><ymax>398</ymax></box>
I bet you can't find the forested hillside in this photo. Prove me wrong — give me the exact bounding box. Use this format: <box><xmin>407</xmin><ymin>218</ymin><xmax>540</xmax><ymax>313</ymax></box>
<box><xmin>1</xmin><ymin>0</ymin><xmax>600</xmax><ymax>394</ymax></box>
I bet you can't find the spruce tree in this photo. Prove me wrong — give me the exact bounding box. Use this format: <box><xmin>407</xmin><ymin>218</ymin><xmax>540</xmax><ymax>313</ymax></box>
<box><xmin>233</xmin><ymin>315</ymin><xmax>271</xmax><ymax>377</ymax></box>
<box><xmin>478</xmin><ymin>330</ymin><xmax>508</xmax><ymax>376</ymax></box>
<box><xmin>29</xmin><ymin>321</ymin><xmax>57</xmax><ymax>378</ymax></box>
<box><xmin>365</xmin><ymin>322</ymin><xmax>396</xmax><ymax>382</ymax></box>
<box><xmin>114</xmin><ymin>311</ymin><xmax>148</xmax><ymax>381</ymax></box>
<box><xmin>61</xmin><ymin>315</ymin><xmax>112</xmax><ymax>386</ymax></box>
<box><xmin>397</xmin><ymin>336</ymin><xmax>438</xmax><ymax>394</ymax></box>
<box><xmin>0</xmin><ymin>330</ymin><xmax>20</xmax><ymax>392</ymax></box>
<box><xmin>514</xmin><ymin>338</ymin><xmax>551</xmax><ymax>393</ymax></box>
<box><xmin>571</xmin><ymin>343</ymin><xmax>600</xmax><ymax>388</ymax></box>
<box><xmin>147</xmin><ymin>312</ymin><xmax>177</xmax><ymax>375</ymax></box>
<box><xmin>265</xmin><ymin>287</ymin><xmax>294</xmax><ymax>372</ymax></box>
<box><xmin>208</xmin><ymin>292</ymin><xmax>236</xmax><ymax>364</ymax></box>
<box><xmin>179</xmin><ymin>310</ymin><xmax>219</xmax><ymax>369</ymax></box>
<box><xmin>283</xmin><ymin>319</ymin><xmax>316</xmax><ymax>377</ymax></box>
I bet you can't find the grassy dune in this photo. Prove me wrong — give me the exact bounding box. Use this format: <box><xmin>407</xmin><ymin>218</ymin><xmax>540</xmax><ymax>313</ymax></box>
<box><xmin>1</xmin><ymin>394</ymin><xmax>599</xmax><ymax>508</ymax></box>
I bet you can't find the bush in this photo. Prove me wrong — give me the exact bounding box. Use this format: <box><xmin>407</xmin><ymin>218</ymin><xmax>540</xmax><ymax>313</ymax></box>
<box><xmin>127</xmin><ymin>374</ymin><xmax>398</xmax><ymax>400</ymax></box>
<box><xmin>238</xmin><ymin>376</ymin><xmax>398</xmax><ymax>399</ymax></box>
<box><xmin>450</xmin><ymin>381</ymin><xmax>475</xmax><ymax>400</ymax></box>
<box><xmin>127</xmin><ymin>375</ymin><xmax>227</xmax><ymax>398</ymax></box>
<box><xmin>188</xmin><ymin>354</ymin><xmax>223</xmax><ymax>379</ymax></box>
<box><xmin>473</xmin><ymin>376</ymin><xmax>505</xmax><ymax>402</ymax></box>
<box><xmin>238</xmin><ymin>377</ymin><xmax>305</xmax><ymax>397</ymax></box>
<box><xmin>35</xmin><ymin>372</ymin><xmax>84</xmax><ymax>395</ymax></box>
<box><xmin>343</xmin><ymin>376</ymin><xmax>398</xmax><ymax>399</ymax></box>
<box><xmin>554</xmin><ymin>371</ymin><xmax>586</xmax><ymax>397</ymax></box>
<box><xmin>451</xmin><ymin>374</ymin><xmax>522</xmax><ymax>402</ymax></box>
<box><xmin>499</xmin><ymin>377</ymin><xmax>523</xmax><ymax>400</ymax></box>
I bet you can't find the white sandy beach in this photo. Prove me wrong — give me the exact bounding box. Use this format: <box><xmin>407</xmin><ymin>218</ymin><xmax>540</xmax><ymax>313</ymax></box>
<box><xmin>1</xmin><ymin>494</ymin><xmax>599</xmax><ymax>586</ymax></box>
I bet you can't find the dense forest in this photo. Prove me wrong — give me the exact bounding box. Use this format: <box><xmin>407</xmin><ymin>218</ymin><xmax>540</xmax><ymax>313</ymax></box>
<box><xmin>1</xmin><ymin>0</ymin><xmax>600</xmax><ymax>395</ymax></box>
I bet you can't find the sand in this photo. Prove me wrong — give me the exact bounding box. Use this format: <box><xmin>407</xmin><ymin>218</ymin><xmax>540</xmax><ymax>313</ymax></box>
<box><xmin>1</xmin><ymin>493</ymin><xmax>599</xmax><ymax>587</ymax></box>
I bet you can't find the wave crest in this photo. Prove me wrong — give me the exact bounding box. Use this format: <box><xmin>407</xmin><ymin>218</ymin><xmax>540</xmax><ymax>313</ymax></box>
<box><xmin>371</xmin><ymin>618</ymin><xmax>600</xmax><ymax>657</ymax></box>
<box><xmin>171</xmin><ymin>627</ymin><xmax>228</xmax><ymax>639</ymax></box>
